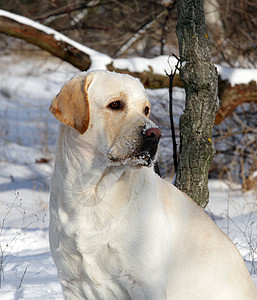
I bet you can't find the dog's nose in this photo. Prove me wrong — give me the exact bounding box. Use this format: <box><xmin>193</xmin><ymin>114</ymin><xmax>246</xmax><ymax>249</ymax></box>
<box><xmin>143</xmin><ymin>127</ymin><xmax>162</xmax><ymax>143</ymax></box>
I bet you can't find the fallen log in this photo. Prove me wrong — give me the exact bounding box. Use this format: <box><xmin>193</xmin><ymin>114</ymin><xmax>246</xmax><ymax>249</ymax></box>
<box><xmin>0</xmin><ymin>10</ymin><xmax>91</xmax><ymax>71</ymax></box>
<box><xmin>215</xmin><ymin>80</ymin><xmax>257</xmax><ymax>124</ymax></box>
<box><xmin>107</xmin><ymin>63</ymin><xmax>183</xmax><ymax>89</ymax></box>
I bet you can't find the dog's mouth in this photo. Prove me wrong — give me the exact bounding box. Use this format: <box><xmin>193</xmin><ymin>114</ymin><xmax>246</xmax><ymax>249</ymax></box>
<box><xmin>107</xmin><ymin>140</ymin><xmax>159</xmax><ymax>167</ymax></box>
<box><xmin>134</xmin><ymin>140</ymin><xmax>159</xmax><ymax>166</ymax></box>
<box><xmin>107</xmin><ymin>152</ymin><xmax>155</xmax><ymax>167</ymax></box>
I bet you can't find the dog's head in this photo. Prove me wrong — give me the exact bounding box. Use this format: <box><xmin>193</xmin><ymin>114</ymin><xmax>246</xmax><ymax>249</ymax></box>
<box><xmin>50</xmin><ymin>70</ymin><xmax>161</xmax><ymax>167</ymax></box>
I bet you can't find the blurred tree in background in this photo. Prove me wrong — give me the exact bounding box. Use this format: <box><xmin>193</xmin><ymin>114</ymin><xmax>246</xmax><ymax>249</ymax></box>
<box><xmin>0</xmin><ymin>0</ymin><xmax>256</xmax><ymax>67</ymax></box>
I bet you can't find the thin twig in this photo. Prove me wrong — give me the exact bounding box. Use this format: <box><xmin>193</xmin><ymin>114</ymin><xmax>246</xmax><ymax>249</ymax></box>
<box><xmin>18</xmin><ymin>267</ymin><xmax>27</xmax><ymax>290</ymax></box>
<box><xmin>165</xmin><ymin>53</ymin><xmax>181</xmax><ymax>173</ymax></box>
<box><xmin>0</xmin><ymin>192</ymin><xmax>46</xmax><ymax>289</ymax></box>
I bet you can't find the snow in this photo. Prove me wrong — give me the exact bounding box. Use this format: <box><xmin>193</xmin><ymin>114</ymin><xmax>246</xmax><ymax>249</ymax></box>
<box><xmin>216</xmin><ymin>65</ymin><xmax>257</xmax><ymax>86</ymax></box>
<box><xmin>113</xmin><ymin>55</ymin><xmax>177</xmax><ymax>76</ymax></box>
<box><xmin>0</xmin><ymin>51</ymin><xmax>256</xmax><ymax>297</ymax></box>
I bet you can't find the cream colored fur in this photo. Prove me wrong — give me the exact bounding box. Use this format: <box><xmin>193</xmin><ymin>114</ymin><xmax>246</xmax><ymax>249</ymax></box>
<box><xmin>49</xmin><ymin>70</ymin><xmax>257</xmax><ymax>300</ymax></box>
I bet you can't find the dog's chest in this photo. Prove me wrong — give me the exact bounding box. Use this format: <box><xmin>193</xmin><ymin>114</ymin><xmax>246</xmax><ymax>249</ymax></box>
<box><xmin>52</xmin><ymin>168</ymin><xmax>173</xmax><ymax>298</ymax></box>
<box><xmin>71</xmin><ymin>200</ymin><xmax>172</xmax><ymax>294</ymax></box>
<box><xmin>62</xmin><ymin>216</ymin><xmax>131</xmax><ymax>298</ymax></box>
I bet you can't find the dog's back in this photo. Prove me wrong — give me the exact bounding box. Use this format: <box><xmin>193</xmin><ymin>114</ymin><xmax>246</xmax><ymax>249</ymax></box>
<box><xmin>159</xmin><ymin>178</ymin><xmax>257</xmax><ymax>299</ymax></box>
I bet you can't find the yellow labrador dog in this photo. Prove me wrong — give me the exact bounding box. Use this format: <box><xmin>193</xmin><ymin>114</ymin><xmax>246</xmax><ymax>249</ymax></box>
<box><xmin>49</xmin><ymin>70</ymin><xmax>257</xmax><ymax>300</ymax></box>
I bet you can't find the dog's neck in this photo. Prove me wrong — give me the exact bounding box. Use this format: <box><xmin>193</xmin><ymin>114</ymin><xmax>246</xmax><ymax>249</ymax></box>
<box><xmin>51</xmin><ymin>126</ymin><xmax>159</xmax><ymax>235</ymax></box>
<box><xmin>52</xmin><ymin>125</ymin><xmax>136</xmax><ymax>209</ymax></box>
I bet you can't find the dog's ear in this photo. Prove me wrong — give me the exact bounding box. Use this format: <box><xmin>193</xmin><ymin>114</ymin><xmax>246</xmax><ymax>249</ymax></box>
<box><xmin>49</xmin><ymin>73</ymin><xmax>93</xmax><ymax>134</ymax></box>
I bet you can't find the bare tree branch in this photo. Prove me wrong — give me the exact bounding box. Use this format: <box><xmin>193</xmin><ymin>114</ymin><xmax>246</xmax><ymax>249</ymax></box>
<box><xmin>114</xmin><ymin>9</ymin><xmax>168</xmax><ymax>58</ymax></box>
<box><xmin>35</xmin><ymin>2</ymin><xmax>95</xmax><ymax>22</ymax></box>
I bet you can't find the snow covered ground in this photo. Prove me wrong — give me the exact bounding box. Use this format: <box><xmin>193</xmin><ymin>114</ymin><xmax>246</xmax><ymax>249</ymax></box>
<box><xmin>0</xmin><ymin>53</ymin><xmax>256</xmax><ymax>299</ymax></box>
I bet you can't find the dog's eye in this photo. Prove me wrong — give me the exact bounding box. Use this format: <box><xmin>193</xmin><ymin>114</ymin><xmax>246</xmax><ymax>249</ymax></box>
<box><xmin>107</xmin><ymin>101</ymin><xmax>124</xmax><ymax>110</ymax></box>
<box><xmin>144</xmin><ymin>106</ymin><xmax>150</xmax><ymax>116</ymax></box>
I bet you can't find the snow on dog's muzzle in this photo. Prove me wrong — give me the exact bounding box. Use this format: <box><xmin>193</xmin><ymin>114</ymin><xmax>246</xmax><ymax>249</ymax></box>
<box><xmin>136</xmin><ymin>125</ymin><xmax>162</xmax><ymax>163</ymax></box>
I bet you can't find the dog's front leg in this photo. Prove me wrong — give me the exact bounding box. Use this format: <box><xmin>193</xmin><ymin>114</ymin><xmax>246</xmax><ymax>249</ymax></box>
<box><xmin>141</xmin><ymin>286</ymin><xmax>167</xmax><ymax>300</ymax></box>
<box><xmin>119</xmin><ymin>273</ymin><xmax>167</xmax><ymax>300</ymax></box>
<box><xmin>126</xmin><ymin>284</ymin><xmax>167</xmax><ymax>300</ymax></box>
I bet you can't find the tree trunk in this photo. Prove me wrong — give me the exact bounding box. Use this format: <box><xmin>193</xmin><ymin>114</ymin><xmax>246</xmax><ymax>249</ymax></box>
<box><xmin>174</xmin><ymin>0</ymin><xmax>219</xmax><ymax>207</ymax></box>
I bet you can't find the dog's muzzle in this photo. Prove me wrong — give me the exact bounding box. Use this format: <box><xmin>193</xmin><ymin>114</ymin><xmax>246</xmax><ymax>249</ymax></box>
<box><xmin>133</xmin><ymin>125</ymin><xmax>162</xmax><ymax>165</ymax></box>
<box><xmin>107</xmin><ymin>124</ymin><xmax>162</xmax><ymax>167</ymax></box>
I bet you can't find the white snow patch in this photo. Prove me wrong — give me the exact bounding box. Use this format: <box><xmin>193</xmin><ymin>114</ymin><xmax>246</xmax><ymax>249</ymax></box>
<box><xmin>207</xmin><ymin>180</ymin><xmax>257</xmax><ymax>218</ymax></box>
<box><xmin>216</xmin><ymin>65</ymin><xmax>257</xmax><ymax>86</ymax></box>
<box><xmin>113</xmin><ymin>55</ymin><xmax>178</xmax><ymax>76</ymax></box>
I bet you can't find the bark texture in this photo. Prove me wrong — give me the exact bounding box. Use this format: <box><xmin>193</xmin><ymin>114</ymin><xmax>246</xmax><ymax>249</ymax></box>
<box><xmin>175</xmin><ymin>0</ymin><xmax>219</xmax><ymax>207</ymax></box>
